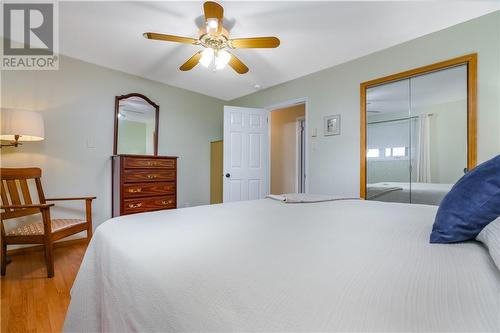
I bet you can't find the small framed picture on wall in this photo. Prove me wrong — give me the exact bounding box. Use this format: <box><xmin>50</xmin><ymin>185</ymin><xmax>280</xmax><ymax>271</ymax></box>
<box><xmin>324</xmin><ymin>114</ymin><xmax>341</xmax><ymax>136</ymax></box>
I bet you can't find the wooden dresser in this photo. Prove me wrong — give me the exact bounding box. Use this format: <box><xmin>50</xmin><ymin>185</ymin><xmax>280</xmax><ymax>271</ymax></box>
<box><xmin>112</xmin><ymin>155</ymin><xmax>178</xmax><ymax>217</ymax></box>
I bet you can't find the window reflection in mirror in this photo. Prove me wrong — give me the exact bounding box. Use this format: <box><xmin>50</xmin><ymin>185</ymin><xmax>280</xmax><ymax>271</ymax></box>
<box><xmin>366</xmin><ymin>78</ymin><xmax>412</xmax><ymax>203</ymax></box>
<box><xmin>116</xmin><ymin>96</ymin><xmax>156</xmax><ymax>155</ymax></box>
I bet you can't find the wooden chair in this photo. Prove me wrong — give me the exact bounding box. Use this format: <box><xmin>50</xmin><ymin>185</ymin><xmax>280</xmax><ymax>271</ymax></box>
<box><xmin>0</xmin><ymin>168</ymin><xmax>95</xmax><ymax>278</ymax></box>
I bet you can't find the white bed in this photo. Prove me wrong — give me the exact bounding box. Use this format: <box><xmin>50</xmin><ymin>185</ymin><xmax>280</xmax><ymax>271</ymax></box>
<box><xmin>367</xmin><ymin>182</ymin><xmax>454</xmax><ymax>205</ymax></box>
<box><xmin>64</xmin><ymin>199</ymin><xmax>500</xmax><ymax>332</ymax></box>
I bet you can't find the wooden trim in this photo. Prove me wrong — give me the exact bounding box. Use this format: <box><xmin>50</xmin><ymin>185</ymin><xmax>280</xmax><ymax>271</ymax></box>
<box><xmin>467</xmin><ymin>54</ymin><xmax>477</xmax><ymax>169</ymax></box>
<box><xmin>154</xmin><ymin>102</ymin><xmax>159</xmax><ymax>156</ymax></box>
<box><xmin>361</xmin><ymin>54</ymin><xmax>477</xmax><ymax>88</ymax></box>
<box><xmin>360</xmin><ymin>87</ymin><xmax>367</xmax><ymax>199</ymax></box>
<box><xmin>0</xmin><ymin>168</ymin><xmax>41</xmax><ymax>180</ymax></box>
<box><xmin>19</xmin><ymin>180</ymin><xmax>32</xmax><ymax>204</ymax></box>
<box><xmin>6</xmin><ymin>180</ymin><xmax>20</xmax><ymax>204</ymax></box>
<box><xmin>113</xmin><ymin>96</ymin><xmax>119</xmax><ymax>156</ymax></box>
<box><xmin>6</xmin><ymin>238</ymin><xmax>88</xmax><ymax>256</ymax></box>
<box><xmin>113</xmin><ymin>93</ymin><xmax>160</xmax><ymax>156</ymax></box>
<box><xmin>46</xmin><ymin>196</ymin><xmax>96</xmax><ymax>201</ymax></box>
<box><xmin>4</xmin><ymin>235</ymin><xmax>45</xmax><ymax>244</ymax></box>
<box><xmin>1</xmin><ymin>204</ymin><xmax>54</xmax><ymax>209</ymax></box>
<box><xmin>112</xmin><ymin>154</ymin><xmax>179</xmax><ymax>159</ymax></box>
<box><xmin>117</xmin><ymin>93</ymin><xmax>159</xmax><ymax>109</ymax></box>
<box><xmin>359</xmin><ymin>53</ymin><xmax>478</xmax><ymax>198</ymax></box>
<box><xmin>52</xmin><ymin>224</ymin><xmax>88</xmax><ymax>241</ymax></box>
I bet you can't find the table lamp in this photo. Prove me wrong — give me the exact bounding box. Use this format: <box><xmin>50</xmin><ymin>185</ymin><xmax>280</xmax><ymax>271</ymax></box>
<box><xmin>0</xmin><ymin>109</ymin><xmax>45</xmax><ymax>148</ymax></box>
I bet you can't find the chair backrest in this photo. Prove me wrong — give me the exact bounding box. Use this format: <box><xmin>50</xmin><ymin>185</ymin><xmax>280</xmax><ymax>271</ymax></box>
<box><xmin>0</xmin><ymin>168</ymin><xmax>46</xmax><ymax>220</ymax></box>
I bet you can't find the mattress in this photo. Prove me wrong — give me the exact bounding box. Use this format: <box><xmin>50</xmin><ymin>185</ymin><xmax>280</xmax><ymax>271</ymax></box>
<box><xmin>64</xmin><ymin>199</ymin><xmax>500</xmax><ymax>332</ymax></box>
<box><xmin>367</xmin><ymin>182</ymin><xmax>453</xmax><ymax>205</ymax></box>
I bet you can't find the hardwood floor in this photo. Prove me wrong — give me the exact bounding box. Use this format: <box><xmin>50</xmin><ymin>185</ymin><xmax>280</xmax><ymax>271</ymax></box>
<box><xmin>1</xmin><ymin>241</ymin><xmax>87</xmax><ymax>333</ymax></box>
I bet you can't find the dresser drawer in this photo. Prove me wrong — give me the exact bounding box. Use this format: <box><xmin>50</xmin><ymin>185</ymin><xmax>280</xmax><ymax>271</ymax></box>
<box><xmin>123</xmin><ymin>196</ymin><xmax>176</xmax><ymax>214</ymax></box>
<box><xmin>123</xmin><ymin>170</ymin><xmax>176</xmax><ymax>183</ymax></box>
<box><xmin>123</xmin><ymin>157</ymin><xmax>175</xmax><ymax>169</ymax></box>
<box><xmin>123</xmin><ymin>182</ymin><xmax>176</xmax><ymax>198</ymax></box>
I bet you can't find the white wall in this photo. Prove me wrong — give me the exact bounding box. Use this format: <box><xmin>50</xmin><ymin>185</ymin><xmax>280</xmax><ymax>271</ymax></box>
<box><xmin>1</xmin><ymin>54</ymin><xmax>224</xmax><ymax>234</ymax></box>
<box><xmin>231</xmin><ymin>12</ymin><xmax>500</xmax><ymax>197</ymax></box>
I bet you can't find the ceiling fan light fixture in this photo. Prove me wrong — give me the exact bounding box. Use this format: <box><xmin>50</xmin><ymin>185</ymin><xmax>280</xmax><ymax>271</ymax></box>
<box><xmin>206</xmin><ymin>18</ymin><xmax>219</xmax><ymax>33</ymax></box>
<box><xmin>143</xmin><ymin>1</ymin><xmax>280</xmax><ymax>74</ymax></box>
<box><xmin>199</xmin><ymin>48</ymin><xmax>215</xmax><ymax>67</ymax></box>
<box><xmin>215</xmin><ymin>49</ymin><xmax>231</xmax><ymax>70</ymax></box>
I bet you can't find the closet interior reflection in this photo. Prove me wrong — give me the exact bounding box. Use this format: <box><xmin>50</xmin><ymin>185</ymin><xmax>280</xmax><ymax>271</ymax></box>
<box><xmin>361</xmin><ymin>55</ymin><xmax>476</xmax><ymax>205</ymax></box>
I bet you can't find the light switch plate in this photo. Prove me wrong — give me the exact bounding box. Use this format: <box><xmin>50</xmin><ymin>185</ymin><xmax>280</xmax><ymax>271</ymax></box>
<box><xmin>86</xmin><ymin>137</ymin><xmax>96</xmax><ymax>148</ymax></box>
<box><xmin>311</xmin><ymin>139</ymin><xmax>318</xmax><ymax>151</ymax></box>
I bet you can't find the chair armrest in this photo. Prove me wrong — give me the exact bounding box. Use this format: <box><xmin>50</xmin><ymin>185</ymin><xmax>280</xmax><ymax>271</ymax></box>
<box><xmin>45</xmin><ymin>196</ymin><xmax>96</xmax><ymax>202</ymax></box>
<box><xmin>1</xmin><ymin>203</ymin><xmax>54</xmax><ymax>210</ymax></box>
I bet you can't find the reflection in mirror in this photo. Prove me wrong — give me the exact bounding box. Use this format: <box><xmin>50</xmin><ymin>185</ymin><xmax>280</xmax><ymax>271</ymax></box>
<box><xmin>366</xmin><ymin>64</ymin><xmax>467</xmax><ymax>205</ymax></box>
<box><xmin>366</xmin><ymin>79</ymin><xmax>412</xmax><ymax>203</ymax></box>
<box><xmin>410</xmin><ymin>65</ymin><xmax>467</xmax><ymax>188</ymax></box>
<box><xmin>116</xmin><ymin>95</ymin><xmax>157</xmax><ymax>155</ymax></box>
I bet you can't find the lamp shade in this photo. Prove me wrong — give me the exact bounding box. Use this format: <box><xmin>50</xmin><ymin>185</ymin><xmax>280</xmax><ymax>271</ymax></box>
<box><xmin>0</xmin><ymin>109</ymin><xmax>45</xmax><ymax>142</ymax></box>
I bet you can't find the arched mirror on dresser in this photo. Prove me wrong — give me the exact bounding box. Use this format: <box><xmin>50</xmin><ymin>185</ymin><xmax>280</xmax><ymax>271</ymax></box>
<box><xmin>112</xmin><ymin>93</ymin><xmax>178</xmax><ymax>217</ymax></box>
<box><xmin>114</xmin><ymin>93</ymin><xmax>159</xmax><ymax>156</ymax></box>
<box><xmin>360</xmin><ymin>54</ymin><xmax>477</xmax><ymax>205</ymax></box>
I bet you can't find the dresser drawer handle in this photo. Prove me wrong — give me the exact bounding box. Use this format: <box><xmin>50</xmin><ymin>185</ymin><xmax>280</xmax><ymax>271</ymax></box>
<box><xmin>128</xmin><ymin>203</ymin><xmax>142</xmax><ymax>209</ymax></box>
<box><xmin>162</xmin><ymin>200</ymin><xmax>173</xmax><ymax>205</ymax></box>
<box><xmin>128</xmin><ymin>188</ymin><xmax>142</xmax><ymax>193</ymax></box>
<box><xmin>147</xmin><ymin>161</ymin><xmax>157</xmax><ymax>166</ymax></box>
<box><xmin>147</xmin><ymin>175</ymin><xmax>157</xmax><ymax>179</ymax></box>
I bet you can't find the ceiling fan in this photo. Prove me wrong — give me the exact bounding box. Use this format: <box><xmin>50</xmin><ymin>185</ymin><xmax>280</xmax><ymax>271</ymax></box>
<box><xmin>143</xmin><ymin>1</ymin><xmax>280</xmax><ymax>74</ymax></box>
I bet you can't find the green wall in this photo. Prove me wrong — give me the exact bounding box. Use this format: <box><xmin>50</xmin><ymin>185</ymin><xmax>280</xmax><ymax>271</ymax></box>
<box><xmin>117</xmin><ymin>119</ymin><xmax>147</xmax><ymax>155</ymax></box>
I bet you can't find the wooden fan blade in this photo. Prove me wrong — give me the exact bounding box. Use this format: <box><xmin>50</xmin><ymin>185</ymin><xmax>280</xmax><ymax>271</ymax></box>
<box><xmin>230</xmin><ymin>37</ymin><xmax>280</xmax><ymax>49</ymax></box>
<box><xmin>143</xmin><ymin>32</ymin><xmax>198</xmax><ymax>45</ymax></box>
<box><xmin>179</xmin><ymin>51</ymin><xmax>203</xmax><ymax>71</ymax></box>
<box><xmin>203</xmin><ymin>1</ymin><xmax>224</xmax><ymax>34</ymax></box>
<box><xmin>227</xmin><ymin>52</ymin><xmax>249</xmax><ymax>74</ymax></box>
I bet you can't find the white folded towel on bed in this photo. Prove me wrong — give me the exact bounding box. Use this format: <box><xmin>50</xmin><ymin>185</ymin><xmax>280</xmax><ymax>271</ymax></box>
<box><xmin>266</xmin><ymin>193</ymin><xmax>357</xmax><ymax>203</ymax></box>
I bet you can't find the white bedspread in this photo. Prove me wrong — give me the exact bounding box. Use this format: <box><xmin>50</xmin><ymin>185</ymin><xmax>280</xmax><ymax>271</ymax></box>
<box><xmin>64</xmin><ymin>199</ymin><xmax>500</xmax><ymax>332</ymax></box>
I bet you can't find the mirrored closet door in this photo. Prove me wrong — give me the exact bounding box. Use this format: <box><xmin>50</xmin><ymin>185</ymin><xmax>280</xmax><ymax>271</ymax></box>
<box><xmin>366</xmin><ymin>79</ymin><xmax>412</xmax><ymax>203</ymax></box>
<box><xmin>361</xmin><ymin>55</ymin><xmax>477</xmax><ymax>205</ymax></box>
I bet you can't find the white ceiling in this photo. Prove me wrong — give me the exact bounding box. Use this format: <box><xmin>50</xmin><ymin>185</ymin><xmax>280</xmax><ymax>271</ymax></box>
<box><xmin>56</xmin><ymin>1</ymin><xmax>499</xmax><ymax>101</ymax></box>
<box><xmin>367</xmin><ymin>64</ymin><xmax>467</xmax><ymax>114</ymax></box>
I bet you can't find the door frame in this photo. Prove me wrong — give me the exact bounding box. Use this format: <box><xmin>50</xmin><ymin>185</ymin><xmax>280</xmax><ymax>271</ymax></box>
<box><xmin>359</xmin><ymin>53</ymin><xmax>477</xmax><ymax>199</ymax></box>
<box><xmin>266</xmin><ymin>97</ymin><xmax>309</xmax><ymax>194</ymax></box>
<box><xmin>295</xmin><ymin>116</ymin><xmax>306</xmax><ymax>193</ymax></box>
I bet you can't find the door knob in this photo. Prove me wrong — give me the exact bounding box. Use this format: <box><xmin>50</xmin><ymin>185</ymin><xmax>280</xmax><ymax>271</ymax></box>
<box><xmin>225</xmin><ymin>173</ymin><xmax>231</xmax><ymax>178</ymax></box>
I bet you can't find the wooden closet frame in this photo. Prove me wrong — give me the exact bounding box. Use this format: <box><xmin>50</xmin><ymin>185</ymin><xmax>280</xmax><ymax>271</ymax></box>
<box><xmin>359</xmin><ymin>53</ymin><xmax>477</xmax><ymax>199</ymax></box>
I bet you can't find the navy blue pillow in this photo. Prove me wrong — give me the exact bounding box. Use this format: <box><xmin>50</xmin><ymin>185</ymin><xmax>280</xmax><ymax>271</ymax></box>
<box><xmin>430</xmin><ymin>154</ymin><xmax>500</xmax><ymax>243</ymax></box>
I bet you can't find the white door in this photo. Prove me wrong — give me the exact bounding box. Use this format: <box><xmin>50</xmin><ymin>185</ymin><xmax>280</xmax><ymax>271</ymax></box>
<box><xmin>223</xmin><ymin>106</ymin><xmax>269</xmax><ymax>202</ymax></box>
